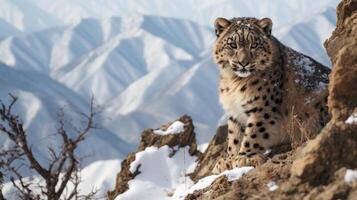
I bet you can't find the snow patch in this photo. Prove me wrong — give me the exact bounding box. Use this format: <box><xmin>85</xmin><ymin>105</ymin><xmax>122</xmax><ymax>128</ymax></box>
<box><xmin>293</xmin><ymin>55</ymin><xmax>315</xmax><ymax>76</ymax></box>
<box><xmin>182</xmin><ymin>167</ymin><xmax>254</xmax><ymax>198</ymax></box>
<box><xmin>119</xmin><ymin>145</ymin><xmax>252</xmax><ymax>200</ymax></box>
<box><xmin>224</xmin><ymin>167</ymin><xmax>254</xmax><ymax>181</ymax></box>
<box><xmin>345</xmin><ymin>113</ymin><xmax>357</xmax><ymax>124</ymax></box>
<box><xmin>154</xmin><ymin>121</ymin><xmax>185</xmax><ymax>135</ymax></box>
<box><xmin>118</xmin><ymin>145</ymin><xmax>197</xmax><ymax>200</ymax></box>
<box><xmin>198</xmin><ymin>142</ymin><xmax>209</xmax><ymax>153</ymax></box>
<box><xmin>267</xmin><ymin>181</ymin><xmax>279</xmax><ymax>191</ymax></box>
<box><xmin>344</xmin><ymin>169</ymin><xmax>357</xmax><ymax>183</ymax></box>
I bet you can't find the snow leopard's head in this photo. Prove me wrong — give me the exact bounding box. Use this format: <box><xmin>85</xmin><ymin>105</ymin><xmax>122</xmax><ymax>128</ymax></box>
<box><xmin>213</xmin><ymin>17</ymin><xmax>279</xmax><ymax>78</ymax></box>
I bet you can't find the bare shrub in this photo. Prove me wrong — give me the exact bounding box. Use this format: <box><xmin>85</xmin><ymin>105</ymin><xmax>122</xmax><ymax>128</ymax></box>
<box><xmin>0</xmin><ymin>95</ymin><xmax>98</xmax><ymax>200</ymax></box>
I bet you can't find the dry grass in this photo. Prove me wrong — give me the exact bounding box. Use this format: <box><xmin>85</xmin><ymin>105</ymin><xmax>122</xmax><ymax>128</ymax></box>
<box><xmin>282</xmin><ymin>104</ymin><xmax>323</xmax><ymax>150</ymax></box>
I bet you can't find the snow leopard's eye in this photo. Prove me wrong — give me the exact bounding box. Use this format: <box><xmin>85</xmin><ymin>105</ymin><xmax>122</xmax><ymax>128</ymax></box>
<box><xmin>250</xmin><ymin>42</ymin><xmax>258</xmax><ymax>49</ymax></box>
<box><xmin>224</xmin><ymin>46</ymin><xmax>234</xmax><ymax>56</ymax></box>
<box><xmin>229</xmin><ymin>42</ymin><xmax>237</xmax><ymax>49</ymax></box>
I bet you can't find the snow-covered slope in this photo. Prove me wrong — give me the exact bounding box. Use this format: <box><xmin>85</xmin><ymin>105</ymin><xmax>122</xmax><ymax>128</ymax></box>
<box><xmin>276</xmin><ymin>7</ymin><xmax>336</xmax><ymax>66</ymax></box>
<box><xmin>0</xmin><ymin>0</ymin><xmax>62</xmax><ymax>32</ymax></box>
<box><xmin>0</xmin><ymin>19</ymin><xmax>20</xmax><ymax>39</ymax></box>
<box><xmin>0</xmin><ymin>63</ymin><xmax>130</xmax><ymax>166</ymax></box>
<box><xmin>0</xmin><ymin>14</ymin><xmax>219</xmax><ymax>146</ymax></box>
<box><xmin>21</xmin><ymin>0</ymin><xmax>340</xmax><ymax>30</ymax></box>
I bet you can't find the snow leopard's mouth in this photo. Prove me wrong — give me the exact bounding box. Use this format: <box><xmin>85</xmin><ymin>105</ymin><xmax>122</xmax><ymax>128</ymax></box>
<box><xmin>232</xmin><ymin>66</ymin><xmax>255</xmax><ymax>78</ymax></box>
<box><xmin>235</xmin><ymin>69</ymin><xmax>251</xmax><ymax>77</ymax></box>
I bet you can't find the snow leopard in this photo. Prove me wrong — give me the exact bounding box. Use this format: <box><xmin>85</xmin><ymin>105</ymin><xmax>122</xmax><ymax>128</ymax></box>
<box><xmin>212</xmin><ymin>17</ymin><xmax>330</xmax><ymax>173</ymax></box>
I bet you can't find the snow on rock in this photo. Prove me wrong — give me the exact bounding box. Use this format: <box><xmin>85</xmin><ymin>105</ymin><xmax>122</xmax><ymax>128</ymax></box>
<box><xmin>79</xmin><ymin>159</ymin><xmax>122</xmax><ymax>196</ymax></box>
<box><xmin>344</xmin><ymin>169</ymin><xmax>357</xmax><ymax>183</ymax></box>
<box><xmin>197</xmin><ymin>142</ymin><xmax>209</xmax><ymax>153</ymax></box>
<box><xmin>293</xmin><ymin>56</ymin><xmax>315</xmax><ymax>76</ymax></box>
<box><xmin>345</xmin><ymin>113</ymin><xmax>357</xmax><ymax>124</ymax></box>
<box><xmin>288</xmin><ymin>48</ymin><xmax>330</xmax><ymax>93</ymax></box>
<box><xmin>267</xmin><ymin>181</ymin><xmax>279</xmax><ymax>191</ymax></box>
<box><xmin>223</xmin><ymin>167</ymin><xmax>254</xmax><ymax>181</ymax></box>
<box><xmin>154</xmin><ymin>121</ymin><xmax>185</xmax><ymax>135</ymax></box>
<box><xmin>119</xmin><ymin>143</ymin><xmax>252</xmax><ymax>200</ymax></box>
<box><xmin>181</xmin><ymin>167</ymin><xmax>254</xmax><ymax>198</ymax></box>
<box><xmin>117</xmin><ymin>145</ymin><xmax>197</xmax><ymax>200</ymax></box>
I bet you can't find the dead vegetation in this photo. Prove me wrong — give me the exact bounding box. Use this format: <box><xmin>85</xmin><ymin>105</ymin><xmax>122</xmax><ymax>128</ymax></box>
<box><xmin>0</xmin><ymin>95</ymin><xmax>98</xmax><ymax>200</ymax></box>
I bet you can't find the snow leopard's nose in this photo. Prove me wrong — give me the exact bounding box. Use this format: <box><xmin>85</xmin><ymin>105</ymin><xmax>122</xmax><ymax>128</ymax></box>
<box><xmin>238</xmin><ymin>61</ymin><xmax>249</xmax><ymax>67</ymax></box>
<box><xmin>235</xmin><ymin>49</ymin><xmax>251</xmax><ymax>67</ymax></box>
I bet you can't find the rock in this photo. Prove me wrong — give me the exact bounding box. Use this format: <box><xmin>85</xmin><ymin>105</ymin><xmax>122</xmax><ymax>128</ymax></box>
<box><xmin>279</xmin><ymin>1</ymin><xmax>357</xmax><ymax>197</ymax></box>
<box><xmin>324</xmin><ymin>0</ymin><xmax>357</xmax><ymax>122</ymax></box>
<box><xmin>299</xmin><ymin>168</ymin><xmax>357</xmax><ymax>200</ymax></box>
<box><xmin>185</xmin><ymin>176</ymin><xmax>232</xmax><ymax>200</ymax></box>
<box><xmin>106</xmin><ymin>153</ymin><xmax>137</xmax><ymax>200</ymax></box>
<box><xmin>189</xmin><ymin>125</ymin><xmax>228</xmax><ymax>181</ymax></box>
<box><xmin>186</xmin><ymin>146</ymin><xmax>294</xmax><ymax>200</ymax></box>
<box><xmin>291</xmin><ymin>122</ymin><xmax>357</xmax><ymax>184</ymax></box>
<box><xmin>138</xmin><ymin>115</ymin><xmax>198</xmax><ymax>155</ymax></box>
<box><xmin>291</xmin><ymin>0</ymin><xmax>357</xmax><ymax>185</ymax></box>
<box><xmin>107</xmin><ymin>115</ymin><xmax>199</xmax><ymax>200</ymax></box>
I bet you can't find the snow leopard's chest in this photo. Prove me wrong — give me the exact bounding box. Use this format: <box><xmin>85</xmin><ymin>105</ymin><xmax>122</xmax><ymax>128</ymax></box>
<box><xmin>219</xmin><ymin>81</ymin><xmax>250</xmax><ymax>125</ymax></box>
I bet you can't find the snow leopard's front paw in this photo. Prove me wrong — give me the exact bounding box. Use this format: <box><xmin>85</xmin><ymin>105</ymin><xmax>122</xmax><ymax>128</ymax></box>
<box><xmin>212</xmin><ymin>156</ymin><xmax>234</xmax><ymax>174</ymax></box>
<box><xmin>234</xmin><ymin>153</ymin><xmax>267</xmax><ymax>167</ymax></box>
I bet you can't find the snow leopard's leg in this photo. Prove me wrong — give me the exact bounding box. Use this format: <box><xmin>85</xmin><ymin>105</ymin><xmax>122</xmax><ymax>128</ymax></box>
<box><xmin>213</xmin><ymin>116</ymin><xmax>244</xmax><ymax>174</ymax></box>
<box><xmin>234</xmin><ymin>113</ymin><xmax>283</xmax><ymax>167</ymax></box>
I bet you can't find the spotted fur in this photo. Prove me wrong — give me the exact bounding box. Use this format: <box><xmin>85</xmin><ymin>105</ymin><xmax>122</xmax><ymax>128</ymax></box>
<box><xmin>212</xmin><ymin>17</ymin><xmax>331</xmax><ymax>173</ymax></box>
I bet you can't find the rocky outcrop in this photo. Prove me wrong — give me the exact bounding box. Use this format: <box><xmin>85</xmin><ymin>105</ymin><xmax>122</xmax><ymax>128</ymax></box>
<box><xmin>290</xmin><ymin>0</ymin><xmax>357</xmax><ymax>183</ymax></box>
<box><xmin>137</xmin><ymin>115</ymin><xmax>199</xmax><ymax>154</ymax></box>
<box><xmin>324</xmin><ymin>0</ymin><xmax>357</xmax><ymax>122</ymax></box>
<box><xmin>186</xmin><ymin>148</ymin><xmax>294</xmax><ymax>200</ymax></box>
<box><xmin>107</xmin><ymin>115</ymin><xmax>199</xmax><ymax>200</ymax></box>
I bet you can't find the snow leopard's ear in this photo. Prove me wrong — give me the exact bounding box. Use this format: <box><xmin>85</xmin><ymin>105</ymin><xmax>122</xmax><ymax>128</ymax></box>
<box><xmin>258</xmin><ymin>18</ymin><xmax>272</xmax><ymax>36</ymax></box>
<box><xmin>214</xmin><ymin>18</ymin><xmax>231</xmax><ymax>37</ymax></box>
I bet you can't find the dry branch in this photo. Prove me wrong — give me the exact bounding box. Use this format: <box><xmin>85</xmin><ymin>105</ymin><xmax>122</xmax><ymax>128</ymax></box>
<box><xmin>0</xmin><ymin>95</ymin><xmax>98</xmax><ymax>200</ymax></box>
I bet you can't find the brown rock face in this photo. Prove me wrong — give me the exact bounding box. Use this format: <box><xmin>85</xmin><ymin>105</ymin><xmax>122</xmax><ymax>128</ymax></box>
<box><xmin>324</xmin><ymin>0</ymin><xmax>357</xmax><ymax>122</ymax></box>
<box><xmin>189</xmin><ymin>125</ymin><xmax>228</xmax><ymax>181</ymax></box>
<box><xmin>138</xmin><ymin>115</ymin><xmax>198</xmax><ymax>155</ymax></box>
<box><xmin>291</xmin><ymin>122</ymin><xmax>357</xmax><ymax>184</ymax></box>
<box><xmin>107</xmin><ymin>115</ymin><xmax>199</xmax><ymax>200</ymax></box>
<box><xmin>291</xmin><ymin>0</ymin><xmax>357</xmax><ymax>181</ymax></box>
